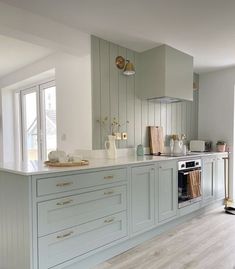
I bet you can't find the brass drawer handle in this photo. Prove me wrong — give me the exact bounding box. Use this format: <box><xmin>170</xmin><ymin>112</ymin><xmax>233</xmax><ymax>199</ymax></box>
<box><xmin>104</xmin><ymin>218</ymin><xmax>115</xmax><ymax>224</ymax></box>
<box><xmin>104</xmin><ymin>190</ymin><xmax>114</xmax><ymax>195</ymax></box>
<box><xmin>56</xmin><ymin>231</ymin><xmax>74</xmax><ymax>239</ymax></box>
<box><xmin>56</xmin><ymin>182</ymin><xmax>73</xmax><ymax>187</ymax></box>
<box><xmin>56</xmin><ymin>199</ymin><xmax>73</xmax><ymax>206</ymax></box>
<box><xmin>104</xmin><ymin>175</ymin><xmax>114</xmax><ymax>180</ymax></box>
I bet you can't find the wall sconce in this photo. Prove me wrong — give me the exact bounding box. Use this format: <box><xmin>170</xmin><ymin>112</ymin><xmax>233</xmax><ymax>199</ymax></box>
<box><xmin>115</xmin><ymin>56</ymin><xmax>135</xmax><ymax>76</ymax></box>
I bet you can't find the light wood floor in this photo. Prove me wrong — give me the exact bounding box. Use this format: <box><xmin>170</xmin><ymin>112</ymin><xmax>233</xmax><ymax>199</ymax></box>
<box><xmin>94</xmin><ymin>208</ymin><xmax>235</xmax><ymax>269</ymax></box>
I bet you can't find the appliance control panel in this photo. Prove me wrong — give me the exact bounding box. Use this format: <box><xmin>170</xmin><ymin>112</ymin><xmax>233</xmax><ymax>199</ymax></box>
<box><xmin>178</xmin><ymin>159</ymin><xmax>201</xmax><ymax>171</ymax></box>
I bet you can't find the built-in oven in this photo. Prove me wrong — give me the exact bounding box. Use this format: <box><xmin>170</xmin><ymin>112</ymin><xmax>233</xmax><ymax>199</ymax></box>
<box><xmin>178</xmin><ymin>159</ymin><xmax>202</xmax><ymax>208</ymax></box>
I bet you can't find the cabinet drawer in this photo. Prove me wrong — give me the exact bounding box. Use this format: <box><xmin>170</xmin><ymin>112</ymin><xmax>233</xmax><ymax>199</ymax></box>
<box><xmin>38</xmin><ymin>211</ymin><xmax>127</xmax><ymax>269</ymax></box>
<box><xmin>38</xmin><ymin>185</ymin><xmax>127</xmax><ymax>236</ymax></box>
<box><xmin>37</xmin><ymin>168</ymin><xmax>127</xmax><ymax>196</ymax></box>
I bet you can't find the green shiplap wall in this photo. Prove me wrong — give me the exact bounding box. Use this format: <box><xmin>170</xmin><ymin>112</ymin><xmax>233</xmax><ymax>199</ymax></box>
<box><xmin>91</xmin><ymin>36</ymin><xmax>198</xmax><ymax>149</ymax></box>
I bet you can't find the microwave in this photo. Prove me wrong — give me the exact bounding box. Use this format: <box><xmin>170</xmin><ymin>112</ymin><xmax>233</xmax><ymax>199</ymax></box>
<box><xmin>190</xmin><ymin>140</ymin><xmax>212</xmax><ymax>152</ymax></box>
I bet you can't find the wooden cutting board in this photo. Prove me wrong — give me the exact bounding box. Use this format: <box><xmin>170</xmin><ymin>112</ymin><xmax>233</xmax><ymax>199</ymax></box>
<box><xmin>149</xmin><ymin>126</ymin><xmax>164</xmax><ymax>154</ymax></box>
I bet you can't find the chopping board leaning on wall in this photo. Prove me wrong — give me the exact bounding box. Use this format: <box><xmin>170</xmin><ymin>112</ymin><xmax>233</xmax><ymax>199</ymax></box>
<box><xmin>149</xmin><ymin>126</ymin><xmax>164</xmax><ymax>155</ymax></box>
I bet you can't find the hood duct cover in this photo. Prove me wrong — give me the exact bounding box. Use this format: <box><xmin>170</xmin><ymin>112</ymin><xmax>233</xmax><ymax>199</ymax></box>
<box><xmin>138</xmin><ymin>45</ymin><xmax>193</xmax><ymax>103</ymax></box>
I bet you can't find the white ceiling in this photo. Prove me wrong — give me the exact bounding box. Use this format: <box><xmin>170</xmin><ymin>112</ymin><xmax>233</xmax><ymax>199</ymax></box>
<box><xmin>1</xmin><ymin>0</ymin><xmax>235</xmax><ymax>73</ymax></box>
<box><xmin>0</xmin><ymin>34</ymin><xmax>52</xmax><ymax>78</ymax></box>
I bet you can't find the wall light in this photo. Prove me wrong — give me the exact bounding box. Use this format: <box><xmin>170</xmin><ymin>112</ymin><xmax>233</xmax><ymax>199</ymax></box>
<box><xmin>115</xmin><ymin>56</ymin><xmax>135</xmax><ymax>76</ymax></box>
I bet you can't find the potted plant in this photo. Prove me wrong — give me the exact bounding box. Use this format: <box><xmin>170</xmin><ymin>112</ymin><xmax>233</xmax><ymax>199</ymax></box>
<box><xmin>216</xmin><ymin>140</ymin><xmax>226</xmax><ymax>152</ymax></box>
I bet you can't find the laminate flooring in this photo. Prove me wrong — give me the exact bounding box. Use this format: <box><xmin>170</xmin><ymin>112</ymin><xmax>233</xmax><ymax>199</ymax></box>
<box><xmin>94</xmin><ymin>208</ymin><xmax>235</xmax><ymax>269</ymax></box>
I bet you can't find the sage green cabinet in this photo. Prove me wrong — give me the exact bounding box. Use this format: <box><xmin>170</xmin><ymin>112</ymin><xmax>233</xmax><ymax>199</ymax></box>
<box><xmin>216</xmin><ymin>157</ymin><xmax>225</xmax><ymax>200</ymax></box>
<box><xmin>130</xmin><ymin>165</ymin><xmax>155</xmax><ymax>234</ymax></box>
<box><xmin>202</xmin><ymin>157</ymin><xmax>216</xmax><ymax>205</ymax></box>
<box><xmin>158</xmin><ymin>161</ymin><xmax>177</xmax><ymax>222</ymax></box>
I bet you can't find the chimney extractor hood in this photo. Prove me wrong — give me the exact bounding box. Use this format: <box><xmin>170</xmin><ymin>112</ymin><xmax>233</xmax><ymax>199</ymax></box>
<box><xmin>137</xmin><ymin>45</ymin><xmax>193</xmax><ymax>102</ymax></box>
<box><xmin>148</xmin><ymin>96</ymin><xmax>183</xmax><ymax>103</ymax></box>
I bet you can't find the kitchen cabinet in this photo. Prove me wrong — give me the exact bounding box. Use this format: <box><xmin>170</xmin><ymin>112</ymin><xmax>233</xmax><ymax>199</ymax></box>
<box><xmin>216</xmin><ymin>156</ymin><xmax>226</xmax><ymax>200</ymax></box>
<box><xmin>158</xmin><ymin>160</ymin><xmax>177</xmax><ymax>222</ymax></box>
<box><xmin>36</xmin><ymin>169</ymin><xmax>128</xmax><ymax>269</ymax></box>
<box><xmin>130</xmin><ymin>165</ymin><xmax>155</xmax><ymax>234</ymax></box>
<box><xmin>0</xmin><ymin>152</ymin><xmax>227</xmax><ymax>269</ymax></box>
<box><xmin>37</xmin><ymin>185</ymin><xmax>127</xmax><ymax>236</ymax></box>
<box><xmin>38</xmin><ymin>212</ymin><xmax>127</xmax><ymax>269</ymax></box>
<box><xmin>0</xmin><ymin>168</ymin><xmax>128</xmax><ymax>269</ymax></box>
<box><xmin>202</xmin><ymin>157</ymin><xmax>216</xmax><ymax>205</ymax></box>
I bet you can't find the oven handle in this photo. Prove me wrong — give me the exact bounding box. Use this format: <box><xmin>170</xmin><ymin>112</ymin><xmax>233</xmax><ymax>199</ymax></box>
<box><xmin>179</xmin><ymin>169</ymin><xmax>202</xmax><ymax>176</ymax></box>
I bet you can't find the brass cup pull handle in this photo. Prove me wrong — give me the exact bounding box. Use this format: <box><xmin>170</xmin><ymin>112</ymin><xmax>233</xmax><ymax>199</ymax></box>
<box><xmin>56</xmin><ymin>182</ymin><xmax>73</xmax><ymax>187</ymax></box>
<box><xmin>104</xmin><ymin>218</ymin><xmax>115</xmax><ymax>224</ymax></box>
<box><xmin>56</xmin><ymin>231</ymin><xmax>74</xmax><ymax>239</ymax></box>
<box><xmin>56</xmin><ymin>199</ymin><xmax>73</xmax><ymax>206</ymax></box>
<box><xmin>104</xmin><ymin>190</ymin><xmax>114</xmax><ymax>195</ymax></box>
<box><xmin>104</xmin><ymin>175</ymin><xmax>114</xmax><ymax>180</ymax></box>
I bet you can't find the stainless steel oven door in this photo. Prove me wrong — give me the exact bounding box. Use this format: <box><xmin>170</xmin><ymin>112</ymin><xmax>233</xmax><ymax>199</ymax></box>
<box><xmin>178</xmin><ymin>168</ymin><xmax>202</xmax><ymax>208</ymax></box>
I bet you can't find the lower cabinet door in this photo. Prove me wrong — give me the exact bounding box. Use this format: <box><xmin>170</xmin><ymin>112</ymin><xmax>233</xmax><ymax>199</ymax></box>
<box><xmin>158</xmin><ymin>161</ymin><xmax>177</xmax><ymax>222</ymax></box>
<box><xmin>202</xmin><ymin>157</ymin><xmax>216</xmax><ymax>205</ymax></box>
<box><xmin>38</xmin><ymin>185</ymin><xmax>127</xmax><ymax>237</ymax></box>
<box><xmin>216</xmin><ymin>157</ymin><xmax>225</xmax><ymax>200</ymax></box>
<box><xmin>131</xmin><ymin>165</ymin><xmax>155</xmax><ymax>234</ymax></box>
<box><xmin>38</xmin><ymin>212</ymin><xmax>127</xmax><ymax>269</ymax></box>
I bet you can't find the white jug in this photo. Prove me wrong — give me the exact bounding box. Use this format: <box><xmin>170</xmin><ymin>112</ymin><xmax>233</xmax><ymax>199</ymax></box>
<box><xmin>173</xmin><ymin>140</ymin><xmax>183</xmax><ymax>155</ymax></box>
<box><xmin>105</xmin><ymin>135</ymin><xmax>117</xmax><ymax>159</ymax></box>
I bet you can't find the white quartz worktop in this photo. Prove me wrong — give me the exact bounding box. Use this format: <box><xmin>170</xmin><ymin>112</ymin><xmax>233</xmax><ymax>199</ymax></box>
<box><xmin>0</xmin><ymin>151</ymin><xmax>228</xmax><ymax>176</ymax></box>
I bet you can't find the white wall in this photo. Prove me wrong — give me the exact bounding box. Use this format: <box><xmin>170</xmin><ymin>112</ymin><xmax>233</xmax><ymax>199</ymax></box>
<box><xmin>0</xmin><ymin>51</ymin><xmax>92</xmax><ymax>161</ymax></box>
<box><xmin>55</xmin><ymin>53</ymin><xmax>92</xmax><ymax>153</ymax></box>
<box><xmin>199</xmin><ymin>68</ymin><xmax>235</xmax><ymax>199</ymax></box>
<box><xmin>1</xmin><ymin>89</ymin><xmax>14</xmax><ymax>162</ymax></box>
<box><xmin>0</xmin><ymin>1</ymin><xmax>92</xmax><ymax>161</ymax></box>
<box><xmin>0</xmin><ymin>1</ymin><xmax>90</xmax><ymax>57</ymax></box>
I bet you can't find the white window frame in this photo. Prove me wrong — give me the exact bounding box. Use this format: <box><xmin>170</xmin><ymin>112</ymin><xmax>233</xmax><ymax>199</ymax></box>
<box><xmin>20</xmin><ymin>86</ymin><xmax>40</xmax><ymax>162</ymax></box>
<box><xmin>16</xmin><ymin>79</ymin><xmax>56</xmax><ymax>162</ymax></box>
<box><xmin>39</xmin><ymin>80</ymin><xmax>56</xmax><ymax>161</ymax></box>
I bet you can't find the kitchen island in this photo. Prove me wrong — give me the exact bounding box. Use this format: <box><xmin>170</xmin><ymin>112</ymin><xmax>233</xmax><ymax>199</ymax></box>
<box><xmin>0</xmin><ymin>152</ymin><xmax>228</xmax><ymax>269</ymax></box>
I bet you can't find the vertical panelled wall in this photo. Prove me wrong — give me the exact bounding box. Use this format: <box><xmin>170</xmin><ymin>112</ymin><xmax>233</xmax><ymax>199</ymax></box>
<box><xmin>92</xmin><ymin>36</ymin><xmax>198</xmax><ymax>149</ymax></box>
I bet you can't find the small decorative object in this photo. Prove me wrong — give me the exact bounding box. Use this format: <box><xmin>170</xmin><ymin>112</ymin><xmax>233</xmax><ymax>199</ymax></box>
<box><xmin>173</xmin><ymin>139</ymin><xmax>183</xmax><ymax>155</ymax></box>
<box><xmin>170</xmin><ymin>138</ymin><xmax>174</xmax><ymax>154</ymax></box>
<box><xmin>48</xmin><ymin>150</ymin><xmax>67</xmax><ymax>163</ymax></box>
<box><xmin>67</xmin><ymin>154</ymin><xmax>82</xmax><ymax>162</ymax></box>
<box><xmin>44</xmin><ymin>160</ymin><xmax>89</xmax><ymax>167</ymax></box>
<box><xmin>97</xmin><ymin>117</ymin><xmax>129</xmax><ymax>140</ymax></box>
<box><xmin>216</xmin><ymin>140</ymin><xmax>226</xmax><ymax>152</ymax></box>
<box><xmin>46</xmin><ymin>150</ymin><xmax>88</xmax><ymax>167</ymax></box>
<box><xmin>105</xmin><ymin>135</ymin><xmax>117</xmax><ymax>159</ymax></box>
<box><xmin>137</xmin><ymin>144</ymin><xmax>144</xmax><ymax>156</ymax></box>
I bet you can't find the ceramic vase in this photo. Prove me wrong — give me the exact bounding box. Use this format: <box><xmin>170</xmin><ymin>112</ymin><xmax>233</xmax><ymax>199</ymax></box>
<box><xmin>105</xmin><ymin>135</ymin><xmax>117</xmax><ymax>159</ymax></box>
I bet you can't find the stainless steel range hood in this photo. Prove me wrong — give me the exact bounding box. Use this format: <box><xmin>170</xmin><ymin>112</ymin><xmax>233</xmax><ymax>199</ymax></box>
<box><xmin>137</xmin><ymin>45</ymin><xmax>193</xmax><ymax>103</ymax></box>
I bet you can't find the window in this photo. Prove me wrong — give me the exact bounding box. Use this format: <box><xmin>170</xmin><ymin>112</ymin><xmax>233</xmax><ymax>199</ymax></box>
<box><xmin>16</xmin><ymin>80</ymin><xmax>56</xmax><ymax>162</ymax></box>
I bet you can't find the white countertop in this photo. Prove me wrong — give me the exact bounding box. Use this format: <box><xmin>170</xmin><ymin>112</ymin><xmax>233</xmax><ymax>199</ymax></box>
<box><xmin>0</xmin><ymin>151</ymin><xmax>228</xmax><ymax>176</ymax></box>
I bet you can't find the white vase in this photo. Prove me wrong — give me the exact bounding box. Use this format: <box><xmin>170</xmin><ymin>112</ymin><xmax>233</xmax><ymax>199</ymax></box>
<box><xmin>173</xmin><ymin>140</ymin><xmax>183</xmax><ymax>155</ymax></box>
<box><xmin>105</xmin><ymin>135</ymin><xmax>117</xmax><ymax>159</ymax></box>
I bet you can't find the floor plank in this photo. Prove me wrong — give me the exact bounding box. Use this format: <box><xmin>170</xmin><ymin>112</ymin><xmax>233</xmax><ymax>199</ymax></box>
<box><xmin>94</xmin><ymin>208</ymin><xmax>235</xmax><ymax>269</ymax></box>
